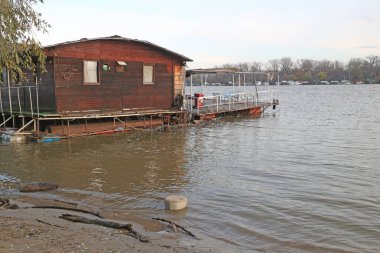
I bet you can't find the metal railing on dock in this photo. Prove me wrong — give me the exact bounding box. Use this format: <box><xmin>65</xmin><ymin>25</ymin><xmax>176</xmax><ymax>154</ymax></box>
<box><xmin>0</xmin><ymin>85</ymin><xmax>40</xmax><ymax>116</ymax></box>
<box><xmin>0</xmin><ymin>85</ymin><xmax>40</xmax><ymax>131</ymax></box>
<box><xmin>184</xmin><ymin>68</ymin><xmax>280</xmax><ymax>118</ymax></box>
<box><xmin>185</xmin><ymin>90</ymin><xmax>279</xmax><ymax>115</ymax></box>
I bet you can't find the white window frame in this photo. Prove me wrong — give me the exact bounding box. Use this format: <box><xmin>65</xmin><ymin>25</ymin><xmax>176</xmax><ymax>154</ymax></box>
<box><xmin>83</xmin><ymin>60</ymin><xmax>99</xmax><ymax>84</ymax></box>
<box><xmin>143</xmin><ymin>64</ymin><xmax>155</xmax><ymax>85</ymax></box>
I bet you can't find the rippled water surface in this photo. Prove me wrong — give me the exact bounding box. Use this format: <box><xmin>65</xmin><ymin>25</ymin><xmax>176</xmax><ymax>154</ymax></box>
<box><xmin>1</xmin><ymin>85</ymin><xmax>380</xmax><ymax>252</ymax></box>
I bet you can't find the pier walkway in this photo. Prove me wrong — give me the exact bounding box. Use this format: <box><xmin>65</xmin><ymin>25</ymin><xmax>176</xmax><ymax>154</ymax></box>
<box><xmin>185</xmin><ymin>90</ymin><xmax>279</xmax><ymax>120</ymax></box>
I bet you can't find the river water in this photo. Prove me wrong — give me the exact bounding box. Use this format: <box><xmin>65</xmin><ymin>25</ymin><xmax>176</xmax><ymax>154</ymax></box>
<box><xmin>1</xmin><ymin>85</ymin><xmax>380</xmax><ymax>252</ymax></box>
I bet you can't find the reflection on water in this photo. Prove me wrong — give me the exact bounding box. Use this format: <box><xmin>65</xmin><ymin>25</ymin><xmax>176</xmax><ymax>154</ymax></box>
<box><xmin>89</xmin><ymin>167</ymin><xmax>107</xmax><ymax>191</ymax></box>
<box><xmin>0</xmin><ymin>130</ymin><xmax>189</xmax><ymax>210</ymax></box>
<box><xmin>1</xmin><ymin>85</ymin><xmax>380</xmax><ymax>252</ymax></box>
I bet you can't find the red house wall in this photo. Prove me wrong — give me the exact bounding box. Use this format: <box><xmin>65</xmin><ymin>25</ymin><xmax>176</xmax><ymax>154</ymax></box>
<box><xmin>45</xmin><ymin>40</ymin><xmax>183</xmax><ymax>113</ymax></box>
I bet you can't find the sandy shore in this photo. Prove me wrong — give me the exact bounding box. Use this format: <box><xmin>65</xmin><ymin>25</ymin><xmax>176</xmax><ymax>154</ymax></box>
<box><xmin>0</xmin><ymin>197</ymin><xmax>215</xmax><ymax>253</ymax></box>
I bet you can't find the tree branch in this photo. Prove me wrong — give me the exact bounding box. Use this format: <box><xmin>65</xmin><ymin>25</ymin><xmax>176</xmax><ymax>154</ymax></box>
<box><xmin>152</xmin><ymin>217</ymin><xmax>196</xmax><ymax>238</ymax></box>
<box><xmin>59</xmin><ymin>213</ymin><xmax>149</xmax><ymax>243</ymax></box>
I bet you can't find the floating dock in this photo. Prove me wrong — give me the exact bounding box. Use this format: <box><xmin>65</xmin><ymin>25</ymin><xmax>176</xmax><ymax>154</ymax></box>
<box><xmin>0</xmin><ymin>108</ymin><xmax>187</xmax><ymax>143</ymax></box>
<box><xmin>185</xmin><ymin>68</ymin><xmax>279</xmax><ymax>121</ymax></box>
<box><xmin>185</xmin><ymin>92</ymin><xmax>278</xmax><ymax>121</ymax></box>
<box><xmin>1</xmin><ymin>69</ymin><xmax>279</xmax><ymax>143</ymax></box>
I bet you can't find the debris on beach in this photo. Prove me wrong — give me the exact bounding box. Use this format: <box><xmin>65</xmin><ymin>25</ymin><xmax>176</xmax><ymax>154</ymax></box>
<box><xmin>19</xmin><ymin>182</ymin><xmax>59</xmax><ymax>192</ymax></box>
<box><xmin>152</xmin><ymin>217</ymin><xmax>196</xmax><ymax>238</ymax></box>
<box><xmin>0</xmin><ymin>198</ymin><xmax>19</xmax><ymax>209</ymax></box>
<box><xmin>30</xmin><ymin>205</ymin><xmax>103</xmax><ymax>218</ymax></box>
<box><xmin>59</xmin><ymin>213</ymin><xmax>150</xmax><ymax>243</ymax></box>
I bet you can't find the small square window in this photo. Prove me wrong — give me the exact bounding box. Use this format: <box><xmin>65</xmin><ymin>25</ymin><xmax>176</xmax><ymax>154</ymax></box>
<box><xmin>116</xmin><ymin>61</ymin><xmax>127</xmax><ymax>73</ymax></box>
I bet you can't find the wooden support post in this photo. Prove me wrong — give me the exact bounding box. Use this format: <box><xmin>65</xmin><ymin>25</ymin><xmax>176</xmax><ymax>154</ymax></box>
<box><xmin>85</xmin><ymin>119</ymin><xmax>88</xmax><ymax>133</ymax></box>
<box><xmin>36</xmin><ymin>118</ymin><xmax>39</xmax><ymax>135</ymax></box>
<box><xmin>67</xmin><ymin>120</ymin><xmax>71</xmax><ymax>137</ymax></box>
<box><xmin>150</xmin><ymin>115</ymin><xmax>153</xmax><ymax>129</ymax></box>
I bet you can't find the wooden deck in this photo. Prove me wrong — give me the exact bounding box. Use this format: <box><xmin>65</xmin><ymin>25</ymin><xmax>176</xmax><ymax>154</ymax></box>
<box><xmin>0</xmin><ymin>107</ymin><xmax>187</xmax><ymax>142</ymax></box>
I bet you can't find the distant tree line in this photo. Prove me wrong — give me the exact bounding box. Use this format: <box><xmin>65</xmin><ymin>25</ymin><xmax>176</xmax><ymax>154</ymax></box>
<box><xmin>215</xmin><ymin>55</ymin><xmax>380</xmax><ymax>84</ymax></box>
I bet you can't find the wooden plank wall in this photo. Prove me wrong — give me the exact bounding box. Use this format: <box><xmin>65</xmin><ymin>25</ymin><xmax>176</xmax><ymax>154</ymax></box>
<box><xmin>45</xmin><ymin>40</ymin><xmax>185</xmax><ymax>113</ymax></box>
<box><xmin>36</xmin><ymin>58</ymin><xmax>56</xmax><ymax>112</ymax></box>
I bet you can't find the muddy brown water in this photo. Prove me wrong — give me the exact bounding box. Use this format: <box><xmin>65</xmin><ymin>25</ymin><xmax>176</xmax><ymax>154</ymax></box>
<box><xmin>1</xmin><ymin>85</ymin><xmax>380</xmax><ymax>252</ymax></box>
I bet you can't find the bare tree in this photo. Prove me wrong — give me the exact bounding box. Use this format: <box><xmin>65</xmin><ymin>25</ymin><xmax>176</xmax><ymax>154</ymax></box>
<box><xmin>266</xmin><ymin>59</ymin><xmax>280</xmax><ymax>72</ymax></box>
<box><xmin>331</xmin><ymin>60</ymin><xmax>345</xmax><ymax>81</ymax></box>
<box><xmin>280</xmin><ymin>57</ymin><xmax>293</xmax><ymax>74</ymax></box>
<box><xmin>297</xmin><ymin>59</ymin><xmax>315</xmax><ymax>72</ymax></box>
<box><xmin>250</xmin><ymin>61</ymin><xmax>263</xmax><ymax>72</ymax></box>
<box><xmin>237</xmin><ymin>62</ymin><xmax>250</xmax><ymax>72</ymax></box>
<box><xmin>365</xmin><ymin>55</ymin><xmax>379</xmax><ymax>81</ymax></box>
<box><xmin>347</xmin><ymin>58</ymin><xmax>364</xmax><ymax>81</ymax></box>
<box><xmin>213</xmin><ymin>54</ymin><xmax>380</xmax><ymax>84</ymax></box>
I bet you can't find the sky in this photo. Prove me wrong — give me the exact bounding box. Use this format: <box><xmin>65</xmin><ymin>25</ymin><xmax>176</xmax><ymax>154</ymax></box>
<box><xmin>35</xmin><ymin>0</ymin><xmax>380</xmax><ymax>68</ymax></box>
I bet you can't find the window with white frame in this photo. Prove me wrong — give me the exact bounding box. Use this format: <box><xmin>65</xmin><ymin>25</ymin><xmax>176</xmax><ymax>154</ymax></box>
<box><xmin>83</xmin><ymin>61</ymin><xmax>99</xmax><ymax>84</ymax></box>
<box><xmin>143</xmin><ymin>64</ymin><xmax>154</xmax><ymax>84</ymax></box>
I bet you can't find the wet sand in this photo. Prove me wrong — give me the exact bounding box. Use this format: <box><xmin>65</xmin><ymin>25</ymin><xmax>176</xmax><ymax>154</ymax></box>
<box><xmin>0</xmin><ymin>197</ymin><xmax>214</xmax><ymax>253</ymax></box>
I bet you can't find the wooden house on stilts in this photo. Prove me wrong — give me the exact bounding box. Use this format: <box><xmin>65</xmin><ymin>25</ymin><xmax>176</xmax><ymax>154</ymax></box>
<box><xmin>0</xmin><ymin>35</ymin><xmax>192</xmax><ymax>141</ymax></box>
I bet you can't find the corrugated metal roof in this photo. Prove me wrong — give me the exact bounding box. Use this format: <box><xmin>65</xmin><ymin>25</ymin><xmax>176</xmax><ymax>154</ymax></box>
<box><xmin>186</xmin><ymin>68</ymin><xmax>239</xmax><ymax>75</ymax></box>
<box><xmin>43</xmin><ymin>35</ymin><xmax>192</xmax><ymax>62</ymax></box>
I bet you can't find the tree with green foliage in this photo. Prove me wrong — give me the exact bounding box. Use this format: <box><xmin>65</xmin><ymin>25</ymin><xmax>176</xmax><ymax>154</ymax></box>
<box><xmin>316</xmin><ymin>71</ymin><xmax>327</xmax><ymax>81</ymax></box>
<box><xmin>0</xmin><ymin>0</ymin><xmax>49</xmax><ymax>84</ymax></box>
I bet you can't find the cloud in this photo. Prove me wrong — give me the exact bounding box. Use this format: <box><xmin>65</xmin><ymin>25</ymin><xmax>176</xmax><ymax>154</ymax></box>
<box><xmin>355</xmin><ymin>45</ymin><xmax>378</xmax><ymax>49</ymax></box>
<box><xmin>35</xmin><ymin>0</ymin><xmax>380</xmax><ymax>68</ymax></box>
